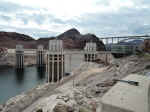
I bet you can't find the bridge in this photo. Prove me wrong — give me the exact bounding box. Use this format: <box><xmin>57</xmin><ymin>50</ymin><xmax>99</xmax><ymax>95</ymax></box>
<box><xmin>99</xmin><ymin>35</ymin><xmax>150</xmax><ymax>54</ymax></box>
<box><xmin>100</xmin><ymin>35</ymin><xmax>150</xmax><ymax>44</ymax></box>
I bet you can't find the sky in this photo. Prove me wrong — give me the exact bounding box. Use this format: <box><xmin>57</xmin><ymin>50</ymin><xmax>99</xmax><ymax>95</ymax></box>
<box><xmin>0</xmin><ymin>0</ymin><xmax>150</xmax><ymax>38</ymax></box>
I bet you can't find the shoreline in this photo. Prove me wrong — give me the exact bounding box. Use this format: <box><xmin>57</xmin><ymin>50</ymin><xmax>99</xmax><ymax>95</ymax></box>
<box><xmin>0</xmin><ymin>62</ymin><xmax>99</xmax><ymax>111</ymax></box>
<box><xmin>0</xmin><ymin>64</ymin><xmax>45</xmax><ymax>106</ymax></box>
<box><xmin>0</xmin><ymin>71</ymin><xmax>80</xmax><ymax>112</ymax></box>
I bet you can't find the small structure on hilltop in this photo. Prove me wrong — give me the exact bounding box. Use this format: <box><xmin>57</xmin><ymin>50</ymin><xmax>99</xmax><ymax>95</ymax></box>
<box><xmin>84</xmin><ymin>42</ymin><xmax>97</xmax><ymax>62</ymax></box>
<box><xmin>46</xmin><ymin>40</ymin><xmax>65</xmax><ymax>83</ymax></box>
<box><xmin>15</xmin><ymin>45</ymin><xmax>24</xmax><ymax>69</ymax></box>
<box><xmin>36</xmin><ymin>45</ymin><xmax>45</xmax><ymax>68</ymax></box>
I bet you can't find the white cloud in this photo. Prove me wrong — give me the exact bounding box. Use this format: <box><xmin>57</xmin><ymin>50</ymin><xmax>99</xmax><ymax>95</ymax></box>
<box><xmin>3</xmin><ymin>0</ymin><xmax>135</xmax><ymax>18</ymax></box>
<box><xmin>109</xmin><ymin>0</ymin><xmax>134</xmax><ymax>9</ymax></box>
<box><xmin>0</xmin><ymin>0</ymin><xmax>150</xmax><ymax>37</ymax></box>
<box><xmin>4</xmin><ymin>0</ymin><xmax>96</xmax><ymax>18</ymax></box>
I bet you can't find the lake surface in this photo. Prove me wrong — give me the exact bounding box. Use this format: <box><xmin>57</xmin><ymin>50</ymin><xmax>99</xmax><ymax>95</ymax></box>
<box><xmin>0</xmin><ymin>66</ymin><xmax>46</xmax><ymax>104</ymax></box>
<box><xmin>0</xmin><ymin>54</ymin><xmax>84</xmax><ymax>104</ymax></box>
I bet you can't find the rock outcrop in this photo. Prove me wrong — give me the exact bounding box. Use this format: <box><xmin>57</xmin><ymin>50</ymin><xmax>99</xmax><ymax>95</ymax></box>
<box><xmin>53</xmin><ymin>102</ymin><xmax>73</xmax><ymax>112</ymax></box>
<box><xmin>0</xmin><ymin>47</ymin><xmax>7</xmax><ymax>58</ymax></box>
<box><xmin>143</xmin><ymin>39</ymin><xmax>150</xmax><ymax>53</ymax></box>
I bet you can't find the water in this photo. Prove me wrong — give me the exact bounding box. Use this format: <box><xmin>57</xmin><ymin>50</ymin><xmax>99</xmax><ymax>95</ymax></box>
<box><xmin>0</xmin><ymin>66</ymin><xmax>46</xmax><ymax>104</ymax></box>
<box><xmin>0</xmin><ymin>53</ymin><xmax>84</xmax><ymax>104</ymax></box>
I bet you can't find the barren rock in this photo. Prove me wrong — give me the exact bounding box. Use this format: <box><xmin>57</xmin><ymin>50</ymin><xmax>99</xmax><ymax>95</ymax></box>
<box><xmin>0</xmin><ymin>105</ymin><xmax>3</xmax><ymax>111</ymax></box>
<box><xmin>53</xmin><ymin>102</ymin><xmax>74</xmax><ymax>112</ymax></box>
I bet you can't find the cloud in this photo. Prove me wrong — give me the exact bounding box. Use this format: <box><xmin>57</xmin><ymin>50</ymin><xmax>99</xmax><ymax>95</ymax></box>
<box><xmin>72</xmin><ymin>6</ymin><xmax>150</xmax><ymax>36</ymax></box>
<box><xmin>0</xmin><ymin>1</ymin><xmax>35</xmax><ymax>14</ymax></box>
<box><xmin>0</xmin><ymin>0</ymin><xmax>150</xmax><ymax>38</ymax></box>
<box><xmin>0</xmin><ymin>15</ymin><xmax>11</xmax><ymax>21</ymax></box>
<box><xmin>0</xmin><ymin>24</ymin><xmax>58</xmax><ymax>38</ymax></box>
<box><xmin>0</xmin><ymin>1</ymin><xmax>21</xmax><ymax>13</ymax></box>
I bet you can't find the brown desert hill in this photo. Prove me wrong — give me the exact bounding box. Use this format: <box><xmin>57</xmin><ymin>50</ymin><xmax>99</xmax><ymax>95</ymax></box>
<box><xmin>36</xmin><ymin>37</ymin><xmax>55</xmax><ymax>49</ymax></box>
<box><xmin>38</xmin><ymin>28</ymin><xmax>106</xmax><ymax>50</ymax></box>
<box><xmin>0</xmin><ymin>31</ymin><xmax>36</xmax><ymax>49</ymax></box>
<box><xmin>0</xmin><ymin>31</ymin><xmax>34</xmax><ymax>41</ymax></box>
<box><xmin>0</xmin><ymin>28</ymin><xmax>105</xmax><ymax>50</ymax></box>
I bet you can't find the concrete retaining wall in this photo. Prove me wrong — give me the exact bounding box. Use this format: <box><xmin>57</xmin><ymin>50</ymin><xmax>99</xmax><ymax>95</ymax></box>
<box><xmin>101</xmin><ymin>74</ymin><xmax>150</xmax><ymax>112</ymax></box>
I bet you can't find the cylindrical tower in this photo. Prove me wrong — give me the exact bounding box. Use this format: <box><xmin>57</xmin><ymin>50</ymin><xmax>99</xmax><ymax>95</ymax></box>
<box><xmin>15</xmin><ymin>45</ymin><xmax>24</xmax><ymax>69</ymax></box>
<box><xmin>46</xmin><ymin>40</ymin><xmax>65</xmax><ymax>83</ymax></box>
<box><xmin>84</xmin><ymin>42</ymin><xmax>97</xmax><ymax>62</ymax></box>
<box><xmin>36</xmin><ymin>45</ymin><xmax>45</xmax><ymax>68</ymax></box>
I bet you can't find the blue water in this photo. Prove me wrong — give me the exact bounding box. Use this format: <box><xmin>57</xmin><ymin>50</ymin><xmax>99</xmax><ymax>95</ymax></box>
<box><xmin>0</xmin><ymin>66</ymin><xmax>46</xmax><ymax>104</ymax></box>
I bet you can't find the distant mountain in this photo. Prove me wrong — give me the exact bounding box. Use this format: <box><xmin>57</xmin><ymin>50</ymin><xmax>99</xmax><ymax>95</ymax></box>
<box><xmin>0</xmin><ymin>31</ymin><xmax>36</xmax><ymax>49</ymax></box>
<box><xmin>37</xmin><ymin>28</ymin><xmax>105</xmax><ymax>50</ymax></box>
<box><xmin>57</xmin><ymin>28</ymin><xmax>81</xmax><ymax>39</ymax></box>
<box><xmin>0</xmin><ymin>31</ymin><xmax>34</xmax><ymax>41</ymax></box>
<box><xmin>0</xmin><ymin>28</ymin><xmax>105</xmax><ymax>50</ymax></box>
<box><xmin>119</xmin><ymin>38</ymin><xmax>144</xmax><ymax>45</ymax></box>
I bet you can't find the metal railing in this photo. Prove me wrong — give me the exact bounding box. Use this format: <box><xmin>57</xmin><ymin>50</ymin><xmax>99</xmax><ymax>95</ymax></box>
<box><xmin>111</xmin><ymin>45</ymin><xmax>137</xmax><ymax>54</ymax></box>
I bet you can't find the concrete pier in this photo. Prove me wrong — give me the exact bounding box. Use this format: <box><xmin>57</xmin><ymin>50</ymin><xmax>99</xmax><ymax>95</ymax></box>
<box><xmin>15</xmin><ymin>45</ymin><xmax>24</xmax><ymax>69</ymax></box>
<box><xmin>36</xmin><ymin>45</ymin><xmax>45</xmax><ymax>68</ymax></box>
<box><xmin>84</xmin><ymin>42</ymin><xmax>97</xmax><ymax>62</ymax></box>
<box><xmin>46</xmin><ymin>40</ymin><xmax>65</xmax><ymax>83</ymax></box>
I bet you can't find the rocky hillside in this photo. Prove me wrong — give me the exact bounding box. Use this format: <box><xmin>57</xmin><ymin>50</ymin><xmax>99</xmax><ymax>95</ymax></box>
<box><xmin>0</xmin><ymin>31</ymin><xmax>37</xmax><ymax>49</ymax></box>
<box><xmin>0</xmin><ymin>32</ymin><xmax>34</xmax><ymax>41</ymax></box>
<box><xmin>56</xmin><ymin>28</ymin><xmax>105</xmax><ymax>50</ymax></box>
<box><xmin>0</xmin><ymin>29</ymin><xmax>105</xmax><ymax>50</ymax></box>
